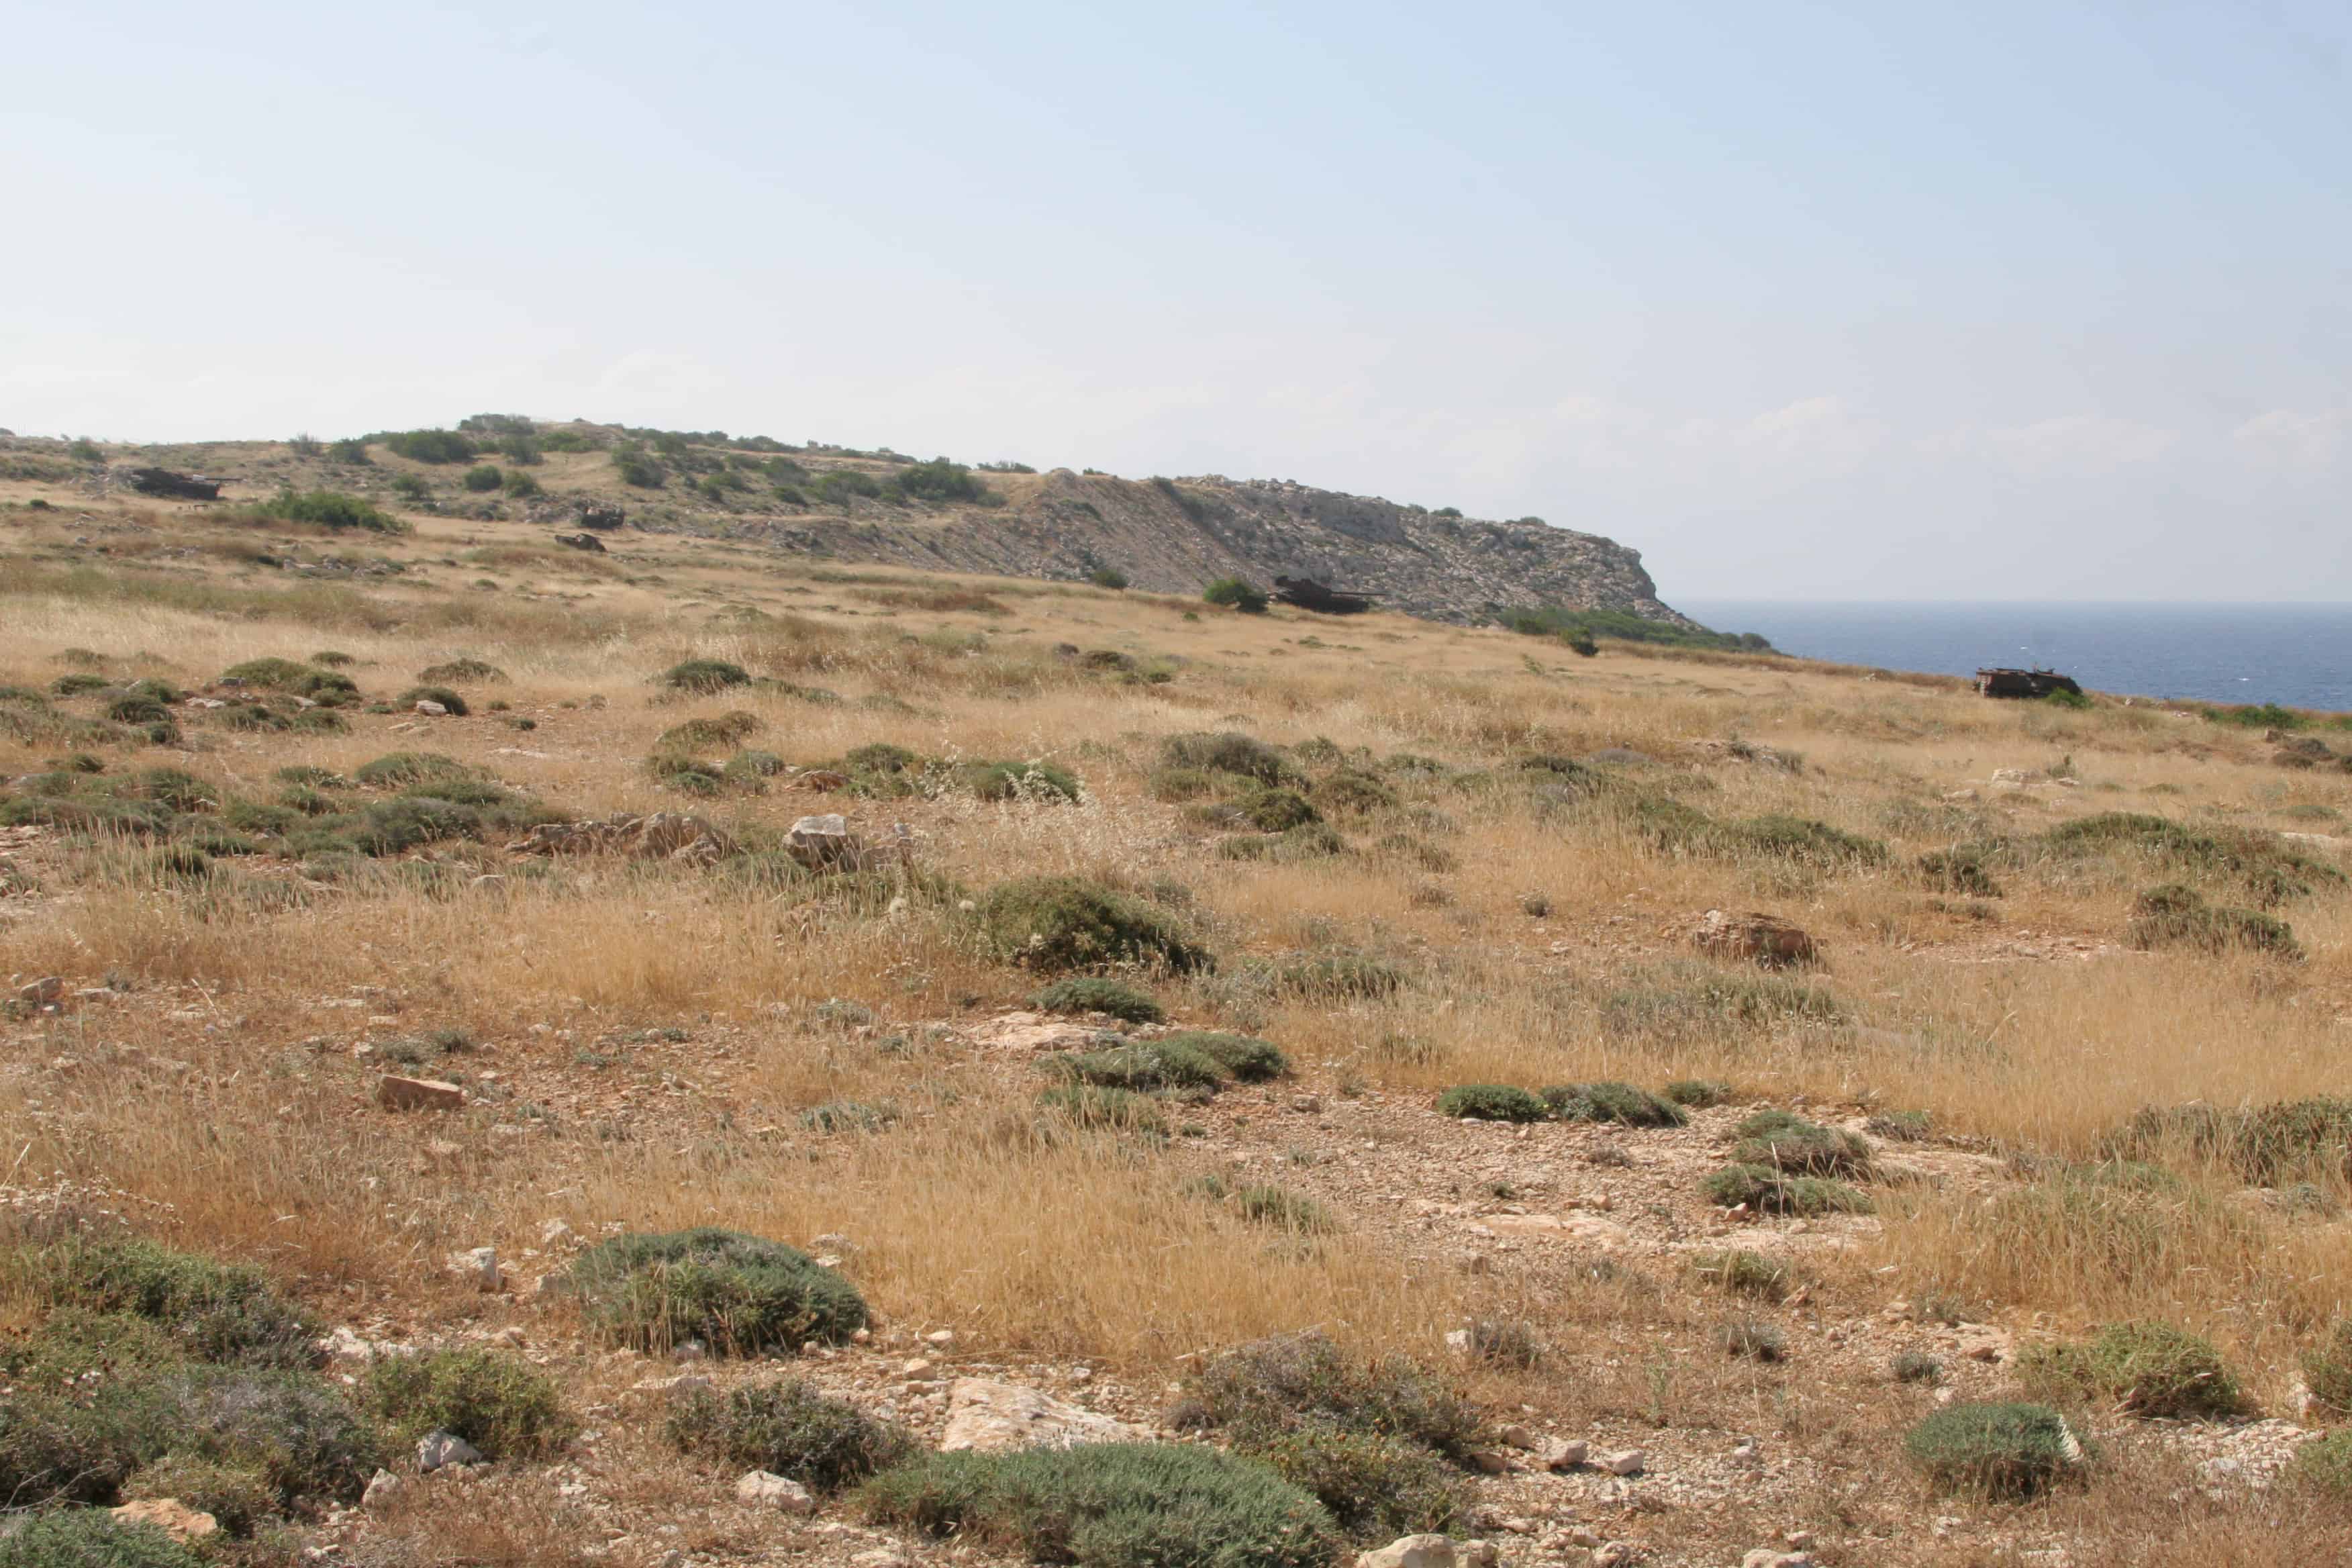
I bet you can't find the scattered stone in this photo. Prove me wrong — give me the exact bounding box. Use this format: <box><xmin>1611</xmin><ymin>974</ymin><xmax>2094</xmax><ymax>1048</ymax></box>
<box><xmin>16</xmin><ymin>976</ymin><xmax>64</xmax><ymax>1007</ymax></box>
<box><xmin>1599</xmin><ymin>1447</ymin><xmax>1647</xmax><ymax>1476</ymax></box>
<box><xmin>1542</xmin><ymin>1438</ymin><xmax>1590</xmax><ymax>1470</ymax></box>
<box><xmin>1730</xmin><ymin>1436</ymin><xmax>1763</xmax><ymax>1465</ymax></box>
<box><xmin>965</xmin><ymin>1012</ymin><xmax>1119</xmax><ymax>1055</ymax></box>
<box><xmin>417</xmin><ymin>1430</ymin><xmax>483</xmax><ymax>1472</ymax></box>
<box><xmin>736</xmin><ymin>1469</ymin><xmax>817</xmax><ymax>1514</ymax></box>
<box><xmin>1355</xmin><ymin>1535</ymin><xmax>1457</xmax><ymax>1568</ymax></box>
<box><xmin>362</xmin><ymin>1469</ymin><xmax>403</xmax><ymax>1511</ymax></box>
<box><xmin>377</xmin><ymin>1075</ymin><xmax>464</xmax><ymax>1112</ymax></box>
<box><xmin>924</xmin><ymin>1329</ymin><xmax>957</xmax><ymax>1347</ymax></box>
<box><xmin>111</xmin><ymin>1498</ymin><xmax>217</xmax><ymax>1542</ymax></box>
<box><xmin>939</xmin><ymin>1377</ymin><xmax>1146</xmax><ymax>1452</ymax></box>
<box><xmin>1687</xmin><ymin>910</ymin><xmax>1818</xmax><ymax>969</ymax></box>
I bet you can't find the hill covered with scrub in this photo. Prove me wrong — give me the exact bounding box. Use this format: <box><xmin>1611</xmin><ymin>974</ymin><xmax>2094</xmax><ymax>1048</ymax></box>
<box><xmin>1</xmin><ymin>440</ymin><xmax>2351</xmax><ymax>1568</ymax></box>
<box><xmin>0</xmin><ymin>415</ymin><xmax>1740</xmax><ymax>638</ymax></box>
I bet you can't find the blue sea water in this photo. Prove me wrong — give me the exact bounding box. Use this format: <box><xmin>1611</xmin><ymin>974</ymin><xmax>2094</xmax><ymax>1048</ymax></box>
<box><xmin>1673</xmin><ymin>602</ymin><xmax>2352</xmax><ymax>714</ymax></box>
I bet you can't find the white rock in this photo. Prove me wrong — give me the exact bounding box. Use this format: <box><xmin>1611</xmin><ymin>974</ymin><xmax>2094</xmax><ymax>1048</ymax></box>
<box><xmin>446</xmin><ymin>1246</ymin><xmax>501</xmax><ymax>1292</ymax></box>
<box><xmin>540</xmin><ymin>1218</ymin><xmax>577</xmax><ymax>1247</ymax></box>
<box><xmin>413</xmin><ymin>699</ymin><xmax>449</xmax><ymax>716</ymax></box>
<box><xmin>1355</xmin><ymin>1534</ymin><xmax>1457</xmax><ymax>1568</ymax></box>
<box><xmin>1542</xmin><ymin>1437</ymin><xmax>1589</xmax><ymax>1470</ymax></box>
<box><xmin>736</xmin><ymin>1469</ymin><xmax>816</xmax><ymax>1514</ymax></box>
<box><xmin>361</xmin><ymin>1469</ymin><xmax>403</xmax><ymax>1511</ymax></box>
<box><xmin>939</xmin><ymin>1378</ymin><xmax>1146</xmax><ymax>1452</ymax></box>
<box><xmin>1599</xmin><ymin>1447</ymin><xmax>1646</xmax><ymax>1476</ymax></box>
<box><xmin>924</xmin><ymin>1329</ymin><xmax>957</xmax><ymax>1347</ymax></box>
<box><xmin>417</xmin><ymin>1431</ymin><xmax>483</xmax><ymax>1472</ymax></box>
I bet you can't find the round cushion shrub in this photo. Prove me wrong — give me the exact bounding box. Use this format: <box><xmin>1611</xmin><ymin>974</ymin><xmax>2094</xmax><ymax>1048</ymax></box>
<box><xmin>0</xmin><ymin>1510</ymin><xmax>203</xmax><ymax>1568</ymax></box>
<box><xmin>1161</xmin><ymin>1031</ymin><xmax>1288</xmax><ymax>1082</ymax></box>
<box><xmin>364</xmin><ymin>1347</ymin><xmax>576</xmax><ymax>1460</ymax></box>
<box><xmin>1030</xmin><ymin>977</ymin><xmax>1164</xmax><ymax>1024</ymax></box>
<box><xmin>665</xmin><ymin>1377</ymin><xmax>910</xmax><ymax>1492</ymax></box>
<box><xmin>556</xmin><ymin>1228</ymin><xmax>869</xmax><ymax>1355</ymax></box>
<box><xmin>974</xmin><ymin>877</ymin><xmax>1211</xmax><ymax>973</ymax></box>
<box><xmin>1436</xmin><ymin>1085</ymin><xmax>1549</xmax><ymax>1123</ymax></box>
<box><xmin>1904</xmin><ymin>1402</ymin><xmax>2087</xmax><ymax>1498</ymax></box>
<box><xmin>660</xmin><ymin>658</ymin><xmax>752</xmax><ymax>694</ymax></box>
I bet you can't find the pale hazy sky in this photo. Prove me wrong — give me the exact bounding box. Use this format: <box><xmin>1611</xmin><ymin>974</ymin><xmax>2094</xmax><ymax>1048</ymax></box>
<box><xmin>7</xmin><ymin>1</ymin><xmax>2348</xmax><ymax>601</ymax></box>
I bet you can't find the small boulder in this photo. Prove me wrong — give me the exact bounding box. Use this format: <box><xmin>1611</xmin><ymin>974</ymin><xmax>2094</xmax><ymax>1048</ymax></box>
<box><xmin>111</xmin><ymin>1498</ymin><xmax>217</xmax><ymax>1543</ymax></box>
<box><xmin>362</xmin><ymin>1469</ymin><xmax>404</xmax><ymax>1511</ymax></box>
<box><xmin>445</xmin><ymin>1246</ymin><xmax>501</xmax><ymax>1292</ymax></box>
<box><xmin>413</xmin><ymin>699</ymin><xmax>450</xmax><ymax>717</ymax></box>
<box><xmin>735</xmin><ymin>1469</ymin><xmax>816</xmax><ymax>1514</ymax></box>
<box><xmin>1356</xmin><ymin>1536</ymin><xmax>1457</xmax><ymax>1568</ymax></box>
<box><xmin>378</xmin><ymin>1075</ymin><xmax>464</xmax><ymax>1112</ymax></box>
<box><xmin>417</xmin><ymin>1430</ymin><xmax>483</xmax><ymax>1472</ymax></box>
<box><xmin>786</xmin><ymin>813</ymin><xmax>867</xmax><ymax>871</ymax></box>
<box><xmin>17</xmin><ymin>976</ymin><xmax>64</xmax><ymax>1008</ymax></box>
<box><xmin>1599</xmin><ymin>1447</ymin><xmax>1647</xmax><ymax>1476</ymax></box>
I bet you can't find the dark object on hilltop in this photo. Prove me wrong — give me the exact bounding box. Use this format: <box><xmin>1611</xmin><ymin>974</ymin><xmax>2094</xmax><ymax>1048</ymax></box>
<box><xmin>554</xmin><ymin>532</ymin><xmax>607</xmax><ymax>552</ymax></box>
<box><xmin>575</xmin><ymin>501</ymin><xmax>626</xmax><ymax>531</ymax></box>
<box><xmin>1977</xmin><ymin>667</ymin><xmax>2081</xmax><ymax>699</ymax></box>
<box><xmin>129</xmin><ymin>467</ymin><xmax>223</xmax><ymax>500</ymax></box>
<box><xmin>1273</xmin><ymin>576</ymin><xmax>1377</xmax><ymax>615</ymax></box>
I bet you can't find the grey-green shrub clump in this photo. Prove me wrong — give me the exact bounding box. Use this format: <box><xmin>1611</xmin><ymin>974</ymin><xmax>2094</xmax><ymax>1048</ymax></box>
<box><xmin>1731</xmin><ymin>1110</ymin><xmax>1873</xmax><ymax>1176</ymax></box>
<box><xmin>2016</xmin><ymin>1320</ymin><xmax>2248</xmax><ymax>1420</ymax></box>
<box><xmin>0</xmin><ymin>1510</ymin><xmax>205</xmax><ymax>1568</ymax></box>
<box><xmin>660</xmin><ymin>658</ymin><xmax>752</xmax><ymax>694</ymax></box>
<box><xmin>667</xmin><ymin>1378</ymin><xmax>910</xmax><ymax>1492</ymax></box>
<box><xmin>364</xmin><ymin>1347</ymin><xmax>576</xmax><ymax>1460</ymax></box>
<box><xmin>1702</xmin><ymin>1164</ymin><xmax>1873</xmax><ymax>1216</ymax></box>
<box><xmin>860</xmin><ymin>1442</ymin><xmax>1338</xmax><ymax>1568</ymax></box>
<box><xmin>1436</xmin><ymin>1085</ymin><xmax>1549</xmax><ymax>1123</ymax></box>
<box><xmin>975</xmin><ymin>877</ymin><xmax>1211</xmax><ymax>973</ymax></box>
<box><xmin>1031</xmin><ymin>977</ymin><xmax>1164</xmax><ymax>1023</ymax></box>
<box><xmin>1540</xmin><ymin>1081</ymin><xmax>1687</xmax><ymax>1128</ymax></box>
<box><xmin>2126</xmin><ymin>883</ymin><xmax>2301</xmax><ymax>959</ymax></box>
<box><xmin>1163</xmin><ymin>1030</ymin><xmax>1288</xmax><ymax>1082</ymax></box>
<box><xmin>556</xmin><ymin>1228</ymin><xmax>868</xmax><ymax>1355</ymax></box>
<box><xmin>1050</xmin><ymin>1040</ymin><xmax>1228</xmax><ymax>1094</ymax></box>
<box><xmin>1905</xmin><ymin>1402</ymin><xmax>2087</xmax><ymax>1497</ymax></box>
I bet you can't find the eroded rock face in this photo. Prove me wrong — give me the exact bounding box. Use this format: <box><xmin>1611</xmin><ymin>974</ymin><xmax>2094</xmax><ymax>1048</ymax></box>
<box><xmin>938</xmin><ymin>1378</ymin><xmax>1146</xmax><ymax>1452</ymax></box>
<box><xmin>1688</xmin><ymin>909</ymin><xmax>1818</xmax><ymax>968</ymax></box>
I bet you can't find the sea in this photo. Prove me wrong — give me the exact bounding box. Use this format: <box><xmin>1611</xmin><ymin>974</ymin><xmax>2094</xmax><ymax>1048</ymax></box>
<box><xmin>1674</xmin><ymin>601</ymin><xmax>2352</xmax><ymax>714</ymax></box>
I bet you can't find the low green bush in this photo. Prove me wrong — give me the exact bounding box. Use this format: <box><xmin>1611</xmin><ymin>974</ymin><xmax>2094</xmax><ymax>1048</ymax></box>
<box><xmin>248</xmin><ymin>489</ymin><xmax>406</xmax><ymax>533</ymax></box>
<box><xmin>35</xmin><ymin>1235</ymin><xmax>319</xmax><ymax>1370</ymax></box>
<box><xmin>1236</xmin><ymin>1185</ymin><xmax>1335</xmax><ymax>1234</ymax></box>
<box><xmin>2016</xmin><ymin>1320</ymin><xmax>2247</xmax><ymax>1420</ymax></box>
<box><xmin>666</xmin><ymin>1378</ymin><xmax>909</xmax><ymax>1492</ymax></box>
<box><xmin>1051</xmin><ymin>1040</ymin><xmax>1228</xmax><ymax>1093</ymax></box>
<box><xmin>660</xmin><ymin>658</ymin><xmax>752</xmax><ymax>694</ymax></box>
<box><xmin>397</xmin><ymin>684</ymin><xmax>469</xmax><ymax>715</ymax></box>
<box><xmin>658</xmin><ymin>711</ymin><xmax>763</xmax><ymax>750</ymax></box>
<box><xmin>1892</xmin><ymin>1351</ymin><xmax>1944</xmax><ymax>1385</ymax></box>
<box><xmin>2302</xmin><ymin>1320</ymin><xmax>2352</xmax><ymax>1416</ymax></box>
<box><xmin>462</xmin><ymin>464</ymin><xmax>503</xmax><ymax>492</ymax></box>
<box><xmin>1162</xmin><ymin>1031</ymin><xmax>1287</xmax><ymax>1081</ymax></box>
<box><xmin>1732</xmin><ymin>1110</ymin><xmax>1873</xmax><ymax>1176</ymax></box>
<box><xmin>1275</xmin><ymin>952</ymin><xmax>1400</xmax><ymax>997</ymax></box>
<box><xmin>417</xmin><ymin>657</ymin><xmax>507</xmax><ymax>685</ymax></box>
<box><xmin>1702</xmin><ymin>1163</ymin><xmax>1872</xmax><ymax>1216</ymax></box>
<box><xmin>364</xmin><ymin>1347</ymin><xmax>575</xmax><ymax>1460</ymax></box>
<box><xmin>1203</xmin><ymin>577</ymin><xmax>1270</xmax><ymax>614</ymax></box>
<box><xmin>859</xmin><ymin>1442</ymin><xmax>1339</xmax><ymax>1568</ymax></box>
<box><xmin>974</xmin><ymin>877</ymin><xmax>1210</xmax><ymax>973</ymax></box>
<box><xmin>1243</xmin><ymin>1423</ymin><xmax>1463</xmax><ymax>1540</ymax></box>
<box><xmin>1236</xmin><ymin>787</ymin><xmax>1319</xmax><ymax>831</ymax></box>
<box><xmin>2108</xmin><ymin>1097</ymin><xmax>2352</xmax><ymax>1183</ymax></box>
<box><xmin>963</xmin><ymin>759</ymin><xmax>1082</xmax><ymax>802</ymax></box>
<box><xmin>1437</xmin><ymin>1084</ymin><xmax>1548</xmax><ymax>1122</ymax></box>
<box><xmin>556</xmin><ymin>1228</ymin><xmax>869</xmax><ymax>1355</ymax></box>
<box><xmin>2291</xmin><ymin>1429</ymin><xmax>2352</xmax><ymax>1495</ymax></box>
<box><xmin>382</xmin><ymin>429</ymin><xmax>477</xmax><ymax>464</ymax></box>
<box><xmin>1031</xmin><ymin>977</ymin><xmax>1164</xmax><ymax>1024</ymax></box>
<box><xmin>1918</xmin><ymin>846</ymin><xmax>2004</xmax><ymax>897</ymax></box>
<box><xmin>1033</xmin><ymin>1085</ymin><xmax>1167</xmax><ymax>1137</ymax></box>
<box><xmin>1540</xmin><ymin>1081</ymin><xmax>1687</xmax><ymax>1128</ymax></box>
<box><xmin>123</xmin><ymin>1453</ymin><xmax>278</xmax><ymax>1536</ymax></box>
<box><xmin>1181</xmin><ymin>1332</ymin><xmax>1484</xmax><ymax>1463</ymax></box>
<box><xmin>1159</xmin><ymin>731</ymin><xmax>1293</xmax><ymax>785</ymax></box>
<box><xmin>2126</xmin><ymin>884</ymin><xmax>2301</xmax><ymax>959</ymax></box>
<box><xmin>1905</xmin><ymin>1402</ymin><xmax>2086</xmax><ymax>1497</ymax></box>
<box><xmin>1690</xmin><ymin>1249</ymin><xmax>1792</xmax><ymax>1301</ymax></box>
<box><xmin>0</xmin><ymin>1509</ymin><xmax>204</xmax><ymax>1567</ymax></box>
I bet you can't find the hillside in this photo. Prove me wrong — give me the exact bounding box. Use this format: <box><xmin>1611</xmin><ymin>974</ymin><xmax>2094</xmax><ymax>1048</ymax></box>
<box><xmin>0</xmin><ymin>420</ymin><xmax>1698</xmax><ymax>630</ymax></box>
<box><xmin>4</xmin><ymin>438</ymin><xmax>2351</xmax><ymax>1568</ymax></box>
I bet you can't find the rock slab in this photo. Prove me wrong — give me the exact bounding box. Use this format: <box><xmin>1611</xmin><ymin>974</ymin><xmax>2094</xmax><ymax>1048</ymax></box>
<box><xmin>939</xmin><ymin>1378</ymin><xmax>1146</xmax><ymax>1452</ymax></box>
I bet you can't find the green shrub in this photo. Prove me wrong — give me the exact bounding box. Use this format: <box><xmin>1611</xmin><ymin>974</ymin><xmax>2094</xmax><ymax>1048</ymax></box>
<box><xmin>2108</xmin><ymin>1097</ymin><xmax>2352</xmax><ymax>1183</ymax></box>
<box><xmin>859</xmin><ymin>1442</ymin><xmax>1340</xmax><ymax>1568</ymax></box>
<box><xmin>893</xmin><ymin>457</ymin><xmax>989</xmax><ymax>505</ymax></box>
<box><xmin>963</xmin><ymin>759</ymin><xmax>1082</xmax><ymax>802</ymax></box>
<box><xmin>660</xmin><ymin>658</ymin><xmax>752</xmax><ymax>694</ymax></box>
<box><xmin>974</xmin><ymin>877</ymin><xmax>1210</xmax><ymax>973</ymax></box>
<box><xmin>0</xmin><ymin>1509</ymin><xmax>204</xmax><ymax>1568</ymax></box>
<box><xmin>723</xmin><ymin>750</ymin><xmax>787</xmax><ymax>785</ymax></box>
<box><xmin>1051</xmin><ymin>1040</ymin><xmax>1229</xmax><ymax>1093</ymax></box>
<box><xmin>1181</xmin><ymin>1332</ymin><xmax>1484</xmax><ymax>1464</ymax></box>
<box><xmin>2302</xmin><ymin>1320</ymin><xmax>2352</xmax><ymax>1416</ymax></box>
<box><xmin>462</xmin><ymin>464</ymin><xmax>503</xmax><ymax>492</ymax></box>
<box><xmin>326</xmin><ymin>438</ymin><xmax>371</xmax><ymax>465</ymax></box>
<box><xmin>1703</xmin><ymin>1164</ymin><xmax>1872</xmax><ymax>1216</ymax></box>
<box><xmin>2291</xmin><ymin>1429</ymin><xmax>2352</xmax><ymax>1495</ymax></box>
<box><xmin>799</xmin><ymin>1099</ymin><xmax>899</xmax><ymax>1133</ymax></box>
<box><xmin>1159</xmin><ymin>731</ymin><xmax>1294</xmax><ymax>785</ymax></box>
<box><xmin>1905</xmin><ymin>1402</ymin><xmax>2085</xmax><ymax>1498</ymax></box>
<box><xmin>1540</xmin><ymin>1081</ymin><xmax>1687</xmax><ymax>1128</ymax></box>
<box><xmin>1892</xmin><ymin>1351</ymin><xmax>1944</xmax><ymax>1385</ymax></box>
<box><xmin>35</xmin><ymin>1236</ymin><xmax>319</xmax><ymax>1370</ymax></box>
<box><xmin>1275</xmin><ymin>952</ymin><xmax>1400</xmax><ymax>997</ymax></box>
<box><xmin>396</xmin><ymin>684</ymin><xmax>469</xmax><ymax>716</ymax></box>
<box><xmin>150</xmin><ymin>1365</ymin><xmax>383</xmax><ymax>1506</ymax></box>
<box><xmin>1236</xmin><ymin>1185</ymin><xmax>1334</xmax><ymax>1235</ymax></box>
<box><xmin>667</xmin><ymin>1378</ymin><xmax>910</xmax><ymax>1491</ymax></box>
<box><xmin>1033</xmin><ymin>1085</ymin><xmax>1167</xmax><ymax>1137</ymax></box>
<box><xmin>2016</xmin><ymin>1321</ymin><xmax>2247</xmax><ymax>1419</ymax></box>
<box><xmin>1220</xmin><ymin>824</ymin><xmax>1349</xmax><ymax>863</ymax></box>
<box><xmin>658</xmin><ymin>711</ymin><xmax>763</xmax><ymax>750</ymax></box>
<box><xmin>1031</xmin><ymin>977</ymin><xmax>1164</xmax><ymax>1024</ymax></box>
<box><xmin>1312</xmin><ymin>771</ymin><xmax>1398</xmax><ymax>816</ymax></box>
<box><xmin>2126</xmin><ymin>885</ymin><xmax>2301</xmax><ymax>959</ymax></box>
<box><xmin>613</xmin><ymin>447</ymin><xmax>665</xmax><ymax>488</ymax></box>
<box><xmin>1162</xmin><ymin>1031</ymin><xmax>1288</xmax><ymax>1082</ymax></box>
<box><xmin>501</xmin><ymin>468</ymin><xmax>542</xmax><ymax>497</ymax></box>
<box><xmin>52</xmin><ymin>672</ymin><xmax>111</xmax><ymax>696</ymax></box>
<box><xmin>382</xmin><ymin>429</ymin><xmax>477</xmax><ymax>464</ymax></box>
<box><xmin>1719</xmin><ymin>1319</ymin><xmax>1787</xmax><ymax>1361</ymax></box>
<box><xmin>1230</xmin><ymin>787</ymin><xmax>1317</xmax><ymax>832</ymax></box>
<box><xmin>1204</xmin><ymin>578</ymin><xmax>1270</xmax><ymax>614</ymax></box>
<box><xmin>1919</xmin><ymin>847</ymin><xmax>2004</xmax><ymax>897</ymax></box>
<box><xmin>1690</xmin><ymin>1250</ymin><xmax>1792</xmax><ymax>1301</ymax></box>
<box><xmin>1665</xmin><ymin>1078</ymin><xmax>1734</xmax><ymax>1107</ymax></box>
<box><xmin>557</xmin><ymin>1228</ymin><xmax>868</xmax><ymax>1355</ymax></box>
<box><xmin>123</xmin><ymin>1452</ymin><xmax>278</xmax><ymax>1535</ymax></box>
<box><xmin>1732</xmin><ymin>1110</ymin><xmax>1873</xmax><ymax>1176</ymax></box>
<box><xmin>1244</xmin><ymin>1424</ymin><xmax>1465</xmax><ymax>1539</ymax></box>
<box><xmin>364</xmin><ymin>1347</ymin><xmax>576</xmax><ymax>1461</ymax></box>
<box><xmin>1436</xmin><ymin>1085</ymin><xmax>1549</xmax><ymax>1123</ymax></box>
<box><xmin>1088</xmin><ymin>567</ymin><xmax>1129</xmax><ymax>589</ymax></box>
<box><xmin>248</xmin><ymin>489</ymin><xmax>406</xmax><ymax>533</ymax></box>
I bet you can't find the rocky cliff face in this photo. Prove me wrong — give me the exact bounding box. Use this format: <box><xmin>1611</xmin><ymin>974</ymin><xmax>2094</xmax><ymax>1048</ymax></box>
<box><xmin>744</xmin><ymin>469</ymin><xmax>1689</xmax><ymax>627</ymax></box>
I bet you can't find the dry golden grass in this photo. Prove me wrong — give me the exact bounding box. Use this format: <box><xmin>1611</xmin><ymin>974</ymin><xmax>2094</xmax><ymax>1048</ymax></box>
<box><xmin>3</xmin><ymin>487</ymin><xmax>2349</xmax><ymax>1564</ymax></box>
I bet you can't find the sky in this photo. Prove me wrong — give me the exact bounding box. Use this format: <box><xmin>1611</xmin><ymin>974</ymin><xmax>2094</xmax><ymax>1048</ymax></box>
<box><xmin>5</xmin><ymin>1</ymin><xmax>2349</xmax><ymax>602</ymax></box>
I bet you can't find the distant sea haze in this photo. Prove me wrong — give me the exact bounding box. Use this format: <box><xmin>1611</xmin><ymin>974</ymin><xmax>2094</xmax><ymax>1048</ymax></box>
<box><xmin>1675</xmin><ymin>602</ymin><xmax>2352</xmax><ymax>714</ymax></box>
